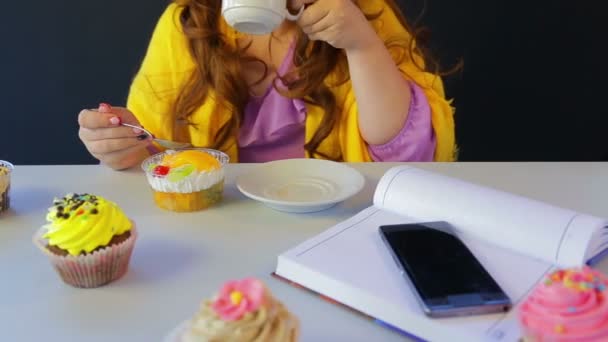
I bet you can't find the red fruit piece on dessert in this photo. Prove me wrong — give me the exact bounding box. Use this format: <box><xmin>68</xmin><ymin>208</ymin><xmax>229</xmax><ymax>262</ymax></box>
<box><xmin>153</xmin><ymin>165</ymin><xmax>170</xmax><ymax>177</ymax></box>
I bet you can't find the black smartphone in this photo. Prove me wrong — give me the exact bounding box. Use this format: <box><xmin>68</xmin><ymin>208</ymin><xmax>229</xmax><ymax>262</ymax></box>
<box><xmin>379</xmin><ymin>222</ymin><xmax>512</xmax><ymax>318</ymax></box>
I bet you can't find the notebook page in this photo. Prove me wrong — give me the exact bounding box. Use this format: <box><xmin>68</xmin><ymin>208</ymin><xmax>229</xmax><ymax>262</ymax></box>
<box><xmin>277</xmin><ymin>206</ymin><xmax>552</xmax><ymax>341</ymax></box>
<box><xmin>561</xmin><ymin>215</ymin><xmax>608</xmax><ymax>266</ymax></box>
<box><xmin>372</xmin><ymin>166</ymin><xmax>601</xmax><ymax>266</ymax></box>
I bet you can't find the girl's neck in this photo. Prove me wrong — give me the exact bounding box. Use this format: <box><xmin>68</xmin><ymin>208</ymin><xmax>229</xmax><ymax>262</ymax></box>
<box><xmin>243</xmin><ymin>20</ymin><xmax>298</xmax><ymax>43</ymax></box>
<box><xmin>272</xmin><ymin>20</ymin><xmax>298</xmax><ymax>40</ymax></box>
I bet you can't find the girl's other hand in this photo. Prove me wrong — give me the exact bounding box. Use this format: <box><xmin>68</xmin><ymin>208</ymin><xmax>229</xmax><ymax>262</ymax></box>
<box><xmin>78</xmin><ymin>103</ymin><xmax>151</xmax><ymax>170</ymax></box>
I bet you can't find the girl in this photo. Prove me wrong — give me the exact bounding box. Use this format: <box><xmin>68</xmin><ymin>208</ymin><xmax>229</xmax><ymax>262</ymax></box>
<box><xmin>78</xmin><ymin>0</ymin><xmax>456</xmax><ymax>170</ymax></box>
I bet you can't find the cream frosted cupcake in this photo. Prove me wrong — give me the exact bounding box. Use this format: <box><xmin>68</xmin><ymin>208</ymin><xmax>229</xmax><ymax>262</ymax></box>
<box><xmin>142</xmin><ymin>149</ymin><xmax>229</xmax><ymax>212</ymax></box>
<box><xmin>169</xmin><ymin>278</ymin><xmax>300</xmax><ymax>342</ymax></box>
<box><xmin>33</xmin><ymin>193</ymin><xmax>137</xmax><ymax>288</ymax></box>
<box><xmin>0</xmin><ymin>160</ymin><xmax>13</xmax><ymax>214</ymax></box>
<box><xmin>519</xmin><ymin>267</ymin><xmax>608</xmax><ymax>341</ymax></box>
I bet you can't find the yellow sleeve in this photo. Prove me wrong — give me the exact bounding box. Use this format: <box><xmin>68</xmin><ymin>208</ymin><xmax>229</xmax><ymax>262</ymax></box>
<box><xmin>341</xmin><ymin>0</ymin><xmax>457</xmax><ymax>162</ymax></box>
<box><xmin>126</xmin><ymin>4</ymin><xmax>194</xmax><ymax>143</ymax></box>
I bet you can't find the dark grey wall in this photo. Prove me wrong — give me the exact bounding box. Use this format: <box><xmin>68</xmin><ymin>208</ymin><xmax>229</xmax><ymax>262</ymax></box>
<box><xmin>460</xmin><ymin>1</ymin><xmax>606</xmax><ymax>161</ymax></box>
<box><xmin>1</xmin><ymin>1</ymin><xmax>606</xmax><ymax>164</ymax></box>
<box><xmin>1</xmin><ymin>1</ymin><xmax>167</xmax><ymax>165</ymax></box>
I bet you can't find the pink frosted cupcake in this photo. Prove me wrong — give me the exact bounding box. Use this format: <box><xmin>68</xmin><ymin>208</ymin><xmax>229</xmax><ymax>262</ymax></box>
<box><xmin>519</xmin><ymin>267</ymin><xmax>608</xmax><ymax>341</ymax></box>
<box><xmin>33</xmin><ymin>193</ymin><xmax>137</xmax><ymax>288</ymax></box>
<box><xmin>168</xmin><ymin>278</ymin><xmax>300</xmax><ymax>341</ymax></box>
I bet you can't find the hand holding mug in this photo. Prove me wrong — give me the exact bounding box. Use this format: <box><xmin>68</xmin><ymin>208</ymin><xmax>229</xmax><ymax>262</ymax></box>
<box><xmin>292</xmin><ymin>0</ymin><xmax>377</xmax><ymax>51</ymax></box>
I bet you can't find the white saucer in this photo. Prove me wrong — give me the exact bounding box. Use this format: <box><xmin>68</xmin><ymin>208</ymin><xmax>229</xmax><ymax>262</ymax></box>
<box><xmin>236</xmin><ymin>159</ymin><xmax>365</xmax><ymax>213</ymax></box>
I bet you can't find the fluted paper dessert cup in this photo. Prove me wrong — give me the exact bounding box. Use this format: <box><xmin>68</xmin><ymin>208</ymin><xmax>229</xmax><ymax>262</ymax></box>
<box><xmin>33</xmin><ymin>223</ymin><xmax>137</xmax><ymax>288</ymax></box>
<box><xmin>141</xmin><ymin>148</ymin><xmax>229</xmax><ymax>212</ymax></box>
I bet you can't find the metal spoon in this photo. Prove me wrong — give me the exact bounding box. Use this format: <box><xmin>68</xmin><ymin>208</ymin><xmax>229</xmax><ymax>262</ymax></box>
<box><xmin>121</xmin><ymin>123</ymin><xmax>191</xmax><ymax>150</ymax></box>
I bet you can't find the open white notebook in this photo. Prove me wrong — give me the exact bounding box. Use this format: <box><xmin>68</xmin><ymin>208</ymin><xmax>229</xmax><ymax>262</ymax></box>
<box><xmin>275</xmin><ymin>166</ymin><xmax>608</xmax><ymax>342</ymax></box>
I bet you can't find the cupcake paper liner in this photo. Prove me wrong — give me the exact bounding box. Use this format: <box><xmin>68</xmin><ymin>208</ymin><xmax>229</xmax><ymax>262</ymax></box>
<box><xmin>0</xmin><ymin>183</ymin><xmax>10</xmax><ymax>213</ymax></box>
<box><xmin>33</xmin><ymin>222</ymin><xmax>137</xmax><ymax>288</ymax></box>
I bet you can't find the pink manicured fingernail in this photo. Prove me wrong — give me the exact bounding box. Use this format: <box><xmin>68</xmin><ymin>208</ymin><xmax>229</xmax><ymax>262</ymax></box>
<box><xmin>99</xmin><ymin>103</ymin><xmax>112</xmax><ymax>112</ymax></box>
<box><xmin>109</xmin><ymin>117</ymin><xmax>121</xmax><ymax>125</ymax></box>
<box><xmin>132</xmin><ymin>127</ymin><xmax>143</xmax><ymax>134</ymax></box>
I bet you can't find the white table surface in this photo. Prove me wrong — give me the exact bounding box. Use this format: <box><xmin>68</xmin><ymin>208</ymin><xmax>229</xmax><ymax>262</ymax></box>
<box><xmin>1</xmin><ymin>162</ymin><xmax>608</xmax><ymax>342</ymax></box>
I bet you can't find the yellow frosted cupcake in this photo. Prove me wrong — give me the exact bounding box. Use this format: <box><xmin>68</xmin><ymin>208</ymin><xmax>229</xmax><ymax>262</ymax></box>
<box><xmin>167</xmin><ymin>278</ymin><xmax>300</xmax><ymax>342</ymax></box>
<box><xmin>142</xmin><ymin>149</ymin><xmax>229</xmax><ymax>212</ymax></box>
<box><xmin>33</xmin><ymin>193</ymin><xmax>137</xmax><ymax>288</ymax></box>
<box><xmin>0</xmin><ymin>160</ymin><xmax>13</xmax><ymax>214</ymax></box>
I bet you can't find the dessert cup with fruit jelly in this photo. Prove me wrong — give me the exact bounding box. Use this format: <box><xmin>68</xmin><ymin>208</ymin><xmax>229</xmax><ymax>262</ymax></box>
<box><xmin>141</xmin><ymin>149</ymin><xmax>229</xmax><ymax>212</ymax></box>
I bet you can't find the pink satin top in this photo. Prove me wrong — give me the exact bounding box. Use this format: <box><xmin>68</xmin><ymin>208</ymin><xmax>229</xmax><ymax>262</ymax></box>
<box><xmin>238</xmin><ymin>44</ymin><xmax>436</xmax><ymax>163</ymax></box>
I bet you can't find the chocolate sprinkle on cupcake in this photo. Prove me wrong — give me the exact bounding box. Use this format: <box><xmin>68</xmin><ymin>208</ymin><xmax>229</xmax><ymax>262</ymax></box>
<box><xmin>49</xmin><ymin>193</ymin><xmax>105</xmax><ymax>221</ymax></box>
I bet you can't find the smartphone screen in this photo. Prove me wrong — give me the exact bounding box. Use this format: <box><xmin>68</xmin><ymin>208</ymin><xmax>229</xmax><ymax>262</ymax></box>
<box><xmin>379</xmin><ymin>222</ymin><xmax>511</xmax><ymax>317</ymax></box>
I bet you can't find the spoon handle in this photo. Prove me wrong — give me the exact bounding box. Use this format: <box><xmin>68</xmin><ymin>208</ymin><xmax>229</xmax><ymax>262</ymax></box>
<box><xmin>121</xmin><ymin>123</ymin><xmax>154</xmax><ymax>138</ymax></box>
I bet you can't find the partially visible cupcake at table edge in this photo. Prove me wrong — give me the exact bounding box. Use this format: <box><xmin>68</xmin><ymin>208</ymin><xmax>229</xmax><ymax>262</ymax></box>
<box><xmin>0</xmin><ymin>160</ymin><xmax>13</xmax><ymax>214</ymax></box>
<box><xmin>33</xmin><ymin>193</ymin><xmax>137</xmax><ymax>288</ymax></box>
<box><xmin>142</xmin><ymin>149</ymin><xmax>229</xmax><ymax>212</ymax></box>
<box><xmin>173</xmin><ymin>278</ymin><xmax>300</xmax><ymax>342</ymax></box>
<box><xmin>519</xmin><ymin>266</ymin><xmax>608</xmax><ymax>341</ymax></box>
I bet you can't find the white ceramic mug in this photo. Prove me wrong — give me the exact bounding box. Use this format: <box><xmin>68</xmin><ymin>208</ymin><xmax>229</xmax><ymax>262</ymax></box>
<box><xmin>222</xmin><ymin>0</ymin><xmax>305</xmax><ymax>35</ymax></box>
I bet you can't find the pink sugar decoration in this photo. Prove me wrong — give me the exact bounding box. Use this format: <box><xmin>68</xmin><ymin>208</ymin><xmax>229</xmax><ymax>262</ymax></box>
<box><xmin>211</xmin><ymin>278</ymin><xmax>265</xmax><ymax>321</ymax></box>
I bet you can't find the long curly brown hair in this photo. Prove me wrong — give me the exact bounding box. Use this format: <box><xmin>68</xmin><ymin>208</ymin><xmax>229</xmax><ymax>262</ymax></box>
<box><xmin>172</xmin><ymin>0</ymin><xmax>441</xmax><ymax>159</ymax></box>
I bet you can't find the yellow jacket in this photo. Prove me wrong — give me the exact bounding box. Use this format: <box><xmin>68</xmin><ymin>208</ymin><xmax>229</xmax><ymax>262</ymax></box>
<box><xmin>127</xmin><ymin>2</ymin><xmax>456</xmax><ymax>162</ymax></box>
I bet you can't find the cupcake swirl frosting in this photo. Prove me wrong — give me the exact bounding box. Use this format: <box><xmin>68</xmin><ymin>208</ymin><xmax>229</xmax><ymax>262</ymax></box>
<box><xmin>43</xmin><ymin>193</ymin><xmax>132</xmax><ymax>256</ymax></box>
<box><xmin>519</xmin><ymin>267</ymin><xmax>608</xmax><ymax>341</ymax></box>
<box><xmin>182</xmin><ymin>279</ymin><xmax>299</xmax><ymax>342</ymax></box>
